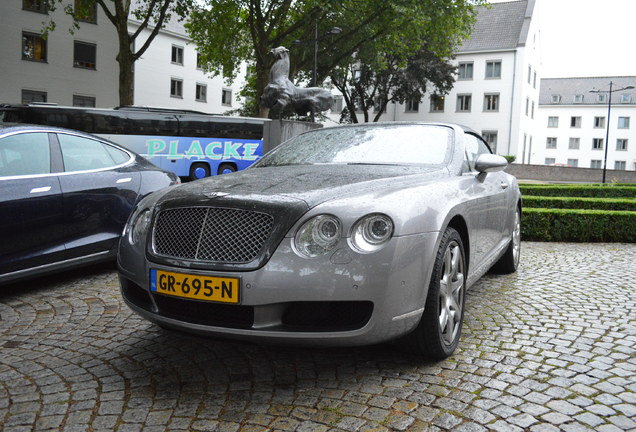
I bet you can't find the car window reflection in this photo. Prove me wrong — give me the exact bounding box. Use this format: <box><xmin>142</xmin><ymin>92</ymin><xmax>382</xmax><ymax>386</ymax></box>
<box><xmin>58</xmin><ymin>134</ymin><xmax>119</xmax><ymax>172</ymax></box>
<box><xmin>0</xmin><ymin>132</ymin><xmax>51</xmax><ymax>177</ymax></box>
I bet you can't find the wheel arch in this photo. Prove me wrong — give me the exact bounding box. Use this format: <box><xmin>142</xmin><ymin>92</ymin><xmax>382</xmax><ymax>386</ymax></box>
<box><xmin>446</xmin><ymin>215</ymin><xmax>470</xmax><ymax>273</ymax></box>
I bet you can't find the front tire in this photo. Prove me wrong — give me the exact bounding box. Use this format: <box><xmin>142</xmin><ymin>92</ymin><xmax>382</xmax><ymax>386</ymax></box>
<box><xmin>189</xmin><ymin>162</ymin><xmax>211</xmax><ymax>180</ymax></box>
<box><xmin>410</xmin><ymin>227</ymin><xmax>466</xmax><ymax>359</ymax></box>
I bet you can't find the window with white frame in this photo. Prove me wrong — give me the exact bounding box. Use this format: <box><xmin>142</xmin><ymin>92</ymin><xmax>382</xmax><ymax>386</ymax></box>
<box><xmin>546</xmin><ymin>137</ymin><xmax>557</xmax><ymax>149</ymax></box>
<box><xmin>170</xmin><ymin>78</ymin><xmax>183</xmax><ymax>98</ymax></box>
<box><xmin>23</xmin><ymin>0</ymin><xmax>47</xmax><ymax>13</ymax></box>
<box><xmin>525</xmin><ymin>98</ymin><xmax>529</xmax><ymax>116</ymax></box>
<box><xmin>567</xmin><ymin>159</ymin><xmax>578</xmax><ymax>167</ymax></box>
<box><xmin>405</xmin><ymin>97</ymin><xmax>419</xmax><ymax>113</ymax></box>
<box><xmin>533</xmin><ymin>71</ymin><xmax>537</xmax><ymax>89</ymax></box>
<box><xmin>22</xmin><ymin>89</ymin><xmax>46</xmax><ymax>104</ymax></box>
<box><xmin>222</xmin><ymin>88</ymin><xmax>232</xmax><ymax>106</ymax></box>
<box><xmin>457</xmin><ymin>94</ymin><xmax>471</xmax><ymax>112</ymax></box>
<box><xmin>593</xmin><ymin>116</ymin><xmax>606</xmax><ymax>128</ymax></box>
<box><xmin>22</xmin><ymin>32</ymin><xmax>47</xmax><ymax>62</ymax></box>
<box><xmin>483</xmin><ymin>94</ymin><xmax>499</xmax><ymax>112</ymax></box>
<box><xmin>527</xmin><ymin>65</ymin><xmax>532</xmax><ymax>84</ymax></box>
<box><xmin>171</xmin><ymin>45</ymin><xmax>184</xmax><ymax>65</ymax></box>
<box><xmin>485</xmin><ymin>60</ymin><xmax>501</xmax><ymax>79</ymax></box>
<box><xmin>551</xmin><ymin>95</ymin><xmax>561</xmax><ymax>103</ymax></box>
<box><xmin>592</xmin><ymin>138</ymin><xmax>604</xmax><ymax>150</ymax></box>
<box><xmin>73</xmin><ymin>94</ymin><xmax>95</xmax><ymax>107</ymax></box>
<box><xmin>621</xmin><ymin>94</ymin><xmax>632</xmax><ymax>103</ymax></box>
<box><xmin>569</xmin><ymin>137</ymin><xmax>580</xmax><ymax>149</ymax></box>
<box><xmin>195</xmin><ymin>83</ymin><xmax>207</xmax><ymax>102</ymax></box>
<box><xmin>597</xmin><ymin>94</ymin><xmax>607</xmax><ymax>103</ymax></box>
<box><xmin>430</xmin><ymin>95</ymin><xmax>445</xmax><ymax>112</ymax></box>
<box><xmin>570</xmin><ymin>116</ymin><xmax>581</xmax><ymax>128</ymax></box>
<box><xmin>373</xmin><ymin>97</ymin><xmax>386</xmax><ymax>113</ymax></box>
<box><xmin>73</xmin><ymin>41</ymin><xmax>96</xmax><ymax>69</ymax></box>
<box><xmin>332</xmin><ymin>96</ymin><xmax>343</xmax><ymax>113</ymax></box>
<box><xmin>482</xmin><ymin>131</ymin><xmax>498</xmax><ymax>153</ymax></box>
<box><xmin>548</xmin><ymin>116</ymin><xmax>559</xmax><ymax>127</ymax></box>
<box><xmin>616</xmin><ymin>139</ymin><xmax>628</xmax><ymax>151</ymax></box>
<box><xmin>531</xmin><ymin>101</ymin><xmax>535</xmax><ymax>119</ymax></box>
<box><xmin>614</xmin><ymin>161</ymin><xmax>626</xmax><ymax>170</ymax></box>
<box><xmin>458</xmin><ymin>62</ymin><xmax>473</xmax><ymax>80</ymax></box>
<box><xmin>618</xmin><ymin>117</ymin><xmax>630</xmax><ymax>129</ymax></box>
<box><xmin>574</xmin><ymin>94</ymin><xmax>584</xmax><ymax>103</ymax></box>
<box><xmin>74</xmin><ymin>0</ymin><xmax>97</xmax><ymax>23</ymax></box>
<box><xmin>590</xmin><ymin>160</ymin><xmax>602</xmax><ymax>169</ymax></box>
<box><xmin>545</xmin><ymin>158</ymin><xmax>555</xmax><ymax>165</ymax></box>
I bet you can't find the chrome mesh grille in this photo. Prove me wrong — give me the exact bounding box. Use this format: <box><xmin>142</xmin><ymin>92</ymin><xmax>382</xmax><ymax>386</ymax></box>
<box><xmin>152</xmin><ymin>207</ymin><xmax>274</xmax><ymax>263</ymax></box>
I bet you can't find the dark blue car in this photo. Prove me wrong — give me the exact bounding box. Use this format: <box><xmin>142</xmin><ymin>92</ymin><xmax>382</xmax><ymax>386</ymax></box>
<box><xmin>0</xmin><ymin>124</ymin><xmax>179</xmax><ymax>285</ymax></box>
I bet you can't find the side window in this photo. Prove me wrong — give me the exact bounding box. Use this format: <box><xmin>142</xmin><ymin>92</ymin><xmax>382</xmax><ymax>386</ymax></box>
<box><xmin>57</xmin><ymin>134</ymin><xmax>117</xmax><ymax>172</ymax></box>
<box><xmin>104</xmin><ymin>144</ymin><xmax>131</xmax><ymax>165</ymax></box>
<box><xmin>463</xmin><ymin>133</ymin><xmax>492</xmax><ymax>172</ymax></box>
<box><xmin>0</xmin><ymin>132</ymin><xmax>51</xmax><ymax>177</ymax></box>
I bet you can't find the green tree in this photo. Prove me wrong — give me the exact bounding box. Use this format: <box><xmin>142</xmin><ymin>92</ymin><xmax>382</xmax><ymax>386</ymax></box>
<box><xmin>43</xmin><ymin>0</ymin><xmax>192</xmax><ymax>106</ymax></box>
<box><xmin>331</xmin><ymin>46</ymin><xmax>457</xmax><ymax>123</ymax></box>
<box><xmin>187</xmin><ymin>0</ymin><xmax>484</xmax><ymax>119</ymax></box>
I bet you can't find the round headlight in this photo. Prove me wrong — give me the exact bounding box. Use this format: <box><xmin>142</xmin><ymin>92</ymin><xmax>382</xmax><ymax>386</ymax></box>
<box><xmin>129</xmin><ymin>209</ymin><xmax>151</xmax><ymax>245</ymax></box>
<box><xmin>294</xmin><ymin>215</ymin><xmax>342</xmax><ymax>258</ymax></box>
<box><xmin>350</xmin><ymin>214</ymin><xmax>394</xmax><ymax>253</ymax></box>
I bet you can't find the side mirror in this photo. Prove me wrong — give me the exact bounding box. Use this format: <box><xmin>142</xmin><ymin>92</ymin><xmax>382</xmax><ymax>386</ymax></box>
<box><xmin>474</xmin><ymin>154</ymin><xmax>508</xmax><ymax>173</ymax></box>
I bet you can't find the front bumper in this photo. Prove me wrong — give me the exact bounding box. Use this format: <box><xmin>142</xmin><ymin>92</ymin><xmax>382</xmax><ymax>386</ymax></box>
<box><xmin>118</xmin><ymin>233</ymin><xmax>439</xmax><ymax>346</ymax></box>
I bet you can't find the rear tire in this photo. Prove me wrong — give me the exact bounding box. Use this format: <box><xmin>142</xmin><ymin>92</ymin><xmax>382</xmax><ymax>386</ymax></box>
<box><xmin>491</xmin><ymin>206</ymin><xmax>521</xmax><ymax>274</ymax></box>
<box><xmin>409</xmin><ymin>227</ymin><xmax>466</xmax><ymax>359</ymax></box>
<box><xmin>217</xmin><ymin>163</ymin><xmax>236</xmax><ymax>175</ymax></box>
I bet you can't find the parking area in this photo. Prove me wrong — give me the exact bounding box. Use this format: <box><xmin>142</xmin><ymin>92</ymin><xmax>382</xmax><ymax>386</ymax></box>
<box><xmin>1</xmin><ymin>242</ymin><xmax>635</xmax><ymax>432</ymax></box>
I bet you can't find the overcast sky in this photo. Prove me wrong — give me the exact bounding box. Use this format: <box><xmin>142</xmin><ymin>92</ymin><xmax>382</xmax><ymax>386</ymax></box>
<box><xmin>490</xmin><ymin>0</ymin><xmax>636</xmax><ymax>78</ymax></box>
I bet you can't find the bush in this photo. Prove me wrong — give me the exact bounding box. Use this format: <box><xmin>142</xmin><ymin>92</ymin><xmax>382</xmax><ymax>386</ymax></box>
<box><xmin>520</xmin><ymin>184</ymin><xmax>636</xmax><ymax>198</ymax></box>
<box><xmin>523</xmin><ymin>196</ymin><xmax>636</xmax><ymax>211</ymax></box>
<box><xmin>521</xmin><ymin>208</ymin><xmax>636</xmax><ymax>242</ymax></box>
<box><xmin>503</xmin><ymin>155</ymin><xmax>516</xmax><ymax>164</ymax></box>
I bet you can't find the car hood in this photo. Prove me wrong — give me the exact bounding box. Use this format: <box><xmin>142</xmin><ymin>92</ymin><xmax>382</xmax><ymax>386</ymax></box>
<box><xmin>159</xmin><ymin>164</ymin><xmax>448</xmax><ymax>209</ymax></box>
<box><xmin>146</xmin><ymin>164</ymin><xmax>448</xmax><ymax>272</ymax></box>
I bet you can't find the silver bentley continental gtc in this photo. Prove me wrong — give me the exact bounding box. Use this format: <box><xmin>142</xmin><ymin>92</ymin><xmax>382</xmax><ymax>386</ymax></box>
<box><xmin>118</xmin><ymin>122</ymin><xmax>522</xmax><ymax>359</ymax></box>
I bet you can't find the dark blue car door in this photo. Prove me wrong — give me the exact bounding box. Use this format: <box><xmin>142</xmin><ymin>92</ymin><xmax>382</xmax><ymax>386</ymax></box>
<box><xmin>54</xmin><ymin>133</ymin><xmax>141</xmax><ymax>259</ymax></box>
<box><xmin>0</xmin><ymin>132</ymin><xmax>66</xmax><ymax>275</ymax></box>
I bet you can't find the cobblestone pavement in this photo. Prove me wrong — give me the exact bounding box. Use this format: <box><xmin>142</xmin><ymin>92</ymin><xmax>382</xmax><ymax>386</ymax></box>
<box><xmin>1</xmin><ymin>242</ymin><xmax>635</xmax><ymax>432</ymax></box>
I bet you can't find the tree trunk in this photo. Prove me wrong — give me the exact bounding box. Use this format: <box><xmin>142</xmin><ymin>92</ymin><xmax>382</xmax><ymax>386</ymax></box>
<box><xmin>116</xmin><ymin>36</ymin><xmax>134</xmax><ymax>106</ymax></box>
<box><xmin>255</xmin><ymin>58</ymin><xmax>272</xmax><ymax>118</ymax></box>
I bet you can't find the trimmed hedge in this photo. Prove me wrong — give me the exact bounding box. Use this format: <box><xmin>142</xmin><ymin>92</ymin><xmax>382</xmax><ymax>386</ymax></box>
<box><xmin>523</xmin><ymin>196</ymin><xmax>636</xmax><ymax>211</ymax></box>
<box><xmin>520</xmin><ymin>184</ymin><xmax>636</xmax><ymax>198</ymax></box>
<box><xmin>521</xmin><ymin>208</ymin><xmax>636</xmax><ymax>242</ymax></box>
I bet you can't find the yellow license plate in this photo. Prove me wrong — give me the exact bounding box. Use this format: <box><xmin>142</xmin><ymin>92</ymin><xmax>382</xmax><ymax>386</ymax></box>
<box><xmin>150</xmin><ymin>269</ymin><xmax>239</xmax><ymax>304</ymax></box>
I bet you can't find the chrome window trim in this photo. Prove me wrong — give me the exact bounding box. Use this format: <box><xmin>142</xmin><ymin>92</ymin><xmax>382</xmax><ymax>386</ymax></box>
<box><xmin>0</xmin><ymin>129</ymin><xmax>135</xmax><ymax>179</ymax></box>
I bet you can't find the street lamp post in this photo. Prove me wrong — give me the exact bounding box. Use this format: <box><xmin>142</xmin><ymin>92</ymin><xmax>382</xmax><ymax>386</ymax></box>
<box><xmin>294</xmin><ymin>24</ymin><xmax>342</xmax><ymax>122</ymax></box>
<box><xmin>589</xmin><ymin>82</ymin><xmax>635</xmax><ymax>183</ymax></box>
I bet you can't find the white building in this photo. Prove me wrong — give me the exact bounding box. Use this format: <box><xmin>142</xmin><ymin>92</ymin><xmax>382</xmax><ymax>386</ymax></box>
<box><xmin>128</xmin><ymin>16</ymin><xmax>245</xmax><ymax>113</ymax></box>
<box><xmin>535</xmin><ymin>77</ymin><xmax>636</xmax><ymax>171</ymax></box>
<box><xmin>330</xmin><ymin>0</ymin><xmax>540</xmax><ymax>161</ymax></box>
<box><xmin>0</xmin><ymin>0</ymin><xmax>120</xmax><ymax>107</ymax></box>
<box><xmin>0</xmin><ymin>1</ymin><xmax>242</xmax><ymax>113</ymax></box>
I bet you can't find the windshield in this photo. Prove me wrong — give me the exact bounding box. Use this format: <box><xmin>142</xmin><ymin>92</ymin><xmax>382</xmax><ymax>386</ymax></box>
<box><xmin>254</xmin><ymin>124</ymin><xmax>453</xmax><ymax>167</ymax></box>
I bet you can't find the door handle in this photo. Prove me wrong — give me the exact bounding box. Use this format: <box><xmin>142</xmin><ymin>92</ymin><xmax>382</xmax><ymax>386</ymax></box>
<box><xmin>500</xmin><ymin>181</ymin><xmax>509</xmax><ymax>189</ymax></box>
<box><xmin>30</xmin><ymin>186</ymin><xmax>52</xmax><ymax>194</ymax></box>
<box><xmin>116</xmin><ymin>177</ymin><xmax>132</xmax><ymax>184</ymax></box>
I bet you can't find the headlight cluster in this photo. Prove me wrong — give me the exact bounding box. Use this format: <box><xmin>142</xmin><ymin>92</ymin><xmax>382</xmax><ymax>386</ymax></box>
<box><xmin>350</xmin><ymin>214</ymin><xmax>394</xmax><ymax>253</ymax></box>
<box><xmin>129</xmin><ymin>209</ymin><xmax>151</xmax><ymax>245</ymax></box>
<box><xmin>294</xmin><ymin>213</ymin><xmax>393</xmax><ymax>258</ymax></box>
